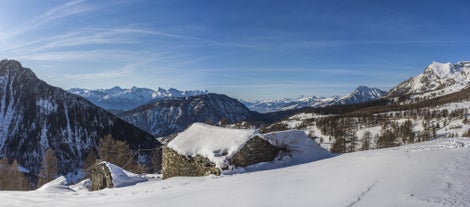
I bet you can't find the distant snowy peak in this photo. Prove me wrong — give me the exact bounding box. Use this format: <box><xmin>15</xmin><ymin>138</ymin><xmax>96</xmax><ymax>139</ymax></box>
<box><xmin>385</xmin><ymin>61</ymin><xmax>470</xmax><ymax>100</ymax></box>
<box><xmin>337</xmin><ymin>86</ymin><xmax>385</xmax><ymax>105</ymax></box>
<box><xmin>242</xmin><ymin>86</ymin><xmax>384</xmax><ymax>113</ymax></box>
<box><xmin>68</xmin><ymin>86</ymin><xmax>208</xmax><ymax>111</ymax></box>
<box><xmin>240</xmin><ymin>96</ymin><xmax>335</xmax><ymax>113</ymax></box>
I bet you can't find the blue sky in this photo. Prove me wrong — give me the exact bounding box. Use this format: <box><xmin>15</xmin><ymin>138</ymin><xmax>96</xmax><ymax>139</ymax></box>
<box><xmin>1</xmin><ymin>0</ymin><xmax>470</xmax><ymax>100</ymax></box>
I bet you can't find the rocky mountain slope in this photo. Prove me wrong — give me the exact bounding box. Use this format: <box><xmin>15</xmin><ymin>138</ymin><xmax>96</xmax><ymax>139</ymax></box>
<box><xmin>242</xmin><ymin>86</ymin><xmax>385</xmax><ymax>113</ymax></box>
<box><xmin>385</xmin><ymin>61</ymin><xmax>470</xmax><ymax>101</ymax></box>
<box><xmin>0</xmin><ymin>60</ymin><xmax>158</xmax><ymax>177</ymax></box>
<box><xmin>119</xmin><ymin>93</ymin><xmax>253</xmax><ymax>137</ymax></box>
<box><xmin>336</xmin><ymin>85</ymin><xmax>385</xmax><ymax>105</ymax></box>
<box><xmin>69</xmin><ymin>87</ymin><xmax>207</xmax><ymax>112</ymax></box>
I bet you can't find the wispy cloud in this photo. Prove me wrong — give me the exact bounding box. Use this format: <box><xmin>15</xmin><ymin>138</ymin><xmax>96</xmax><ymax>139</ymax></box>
<box><xmin>1</xmin><ymin>0</ymin><xmax>122</xmax><ymax>41</ymax></box>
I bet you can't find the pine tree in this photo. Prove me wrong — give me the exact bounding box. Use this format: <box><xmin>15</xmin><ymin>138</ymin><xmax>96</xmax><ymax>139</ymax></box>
<box><xmin>347</xmin><ymin>135</ymin><xmax>359</xmax><ymax>152</ymax></box>
<box><xmin>83</xmin><ymin>149</ymin><xmax>98</xmax><ymax>178</ymax></box>
<box><xmin>84</xmin><ymin>149</ymin><xmax>98</xmax><ymax>169</ymax></box>
<box><xmin>377</xmin><ymin>129</ymin><xmax>396</xmax><ymax>149</ymax></box>
<box><xmin>0</xmin><ymin>157</ymin><xmax>10</xmax><ymax>189</ymax></box>
<box><xmin>98</xmin><ymin>134</ymin><xmax>136</xmax><ymax>171</ymax></box>
<box><xmin>331</xmin><ymin>136</ymin><xmax>346</xmax><ymax>153</ymax></box>
<box><xmin>0</xmin><ymin>158</ymin><xmax>31</xmax><ymax>190</ymax></box>
<box><xmin>98</xmin><ymin>134</ymin><xmax>114</xmax><ymax>162</ymax></box>
<box><xmin>361</xmin><ymin>131</ymin><xmax>372</xmax><ymax>150</ymax></box>
<box><xmin>38</xmin><ymin>148</ymin><xmax>58</xmax><ymax>187</ymax></box>
<box><xmin>10</xmin><ymin>160</ymin><xmax>29</xmax><ymax>190</ymax></box>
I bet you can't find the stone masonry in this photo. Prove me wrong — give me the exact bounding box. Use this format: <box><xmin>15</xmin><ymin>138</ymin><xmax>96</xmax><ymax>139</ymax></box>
<box><xmin>162</xmin><ymin>146</ymin><xmax>221</xmax><ymax>179</ymax></box>
<box><xmin>91</xmin><ymin>162</ymin><xmax>114</xmax><ymax>191</ymax></box>
<box><xmin>229</xmin><ymin>136</ymin><xmax>280</xmax><ymax>167</ymax></box>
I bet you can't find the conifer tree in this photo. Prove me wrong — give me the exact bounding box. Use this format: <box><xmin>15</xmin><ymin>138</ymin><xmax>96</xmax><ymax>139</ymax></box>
<box><xmin>0</xmin><ymin>157</ymin><xmax>10</xmax><ymax>189</ymax></box>
<box><xmin>38</xmin><ymin>148</ymin><xmax>58</xmax><ymax>187</ymax></box>
<box><xmin>0</xmin><ymin>158</ymin><xmax>30</xmax><ymax>190</ymax></box>
<box><xmin>10</xmin><ymin>160</ymin><xmax>29</xmax><ymax>190</ymax></box>
<box><xmin>98</xmin><ymin>134</ymin><xmax>136</xmax><ymax>171</ymax></box>
<box><xmin>331</xmin><ymin>136</ymin><xmax>346</xmax><ymax>153</ymax></box>
<box><xmin>361</xmin><ymin>131</ymin><xmax>372</xmax><ymax>150</ymax></box>
<box><xmin>83</xmin><ymin>149</ymin><xmax>98</xmax><ymax>178</ymax></box>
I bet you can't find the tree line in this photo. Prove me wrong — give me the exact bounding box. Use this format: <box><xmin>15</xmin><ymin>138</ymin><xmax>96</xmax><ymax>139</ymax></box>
<box><xmin>0</xmin><ymin>134</ymin><xmax>161</xmax><ymax>190</ymax></box>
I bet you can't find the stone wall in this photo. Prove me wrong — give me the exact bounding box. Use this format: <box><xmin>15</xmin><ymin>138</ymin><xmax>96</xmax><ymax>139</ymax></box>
<box><xmin>229</xmin><ymin>136</ymin><xmax>280</xmax><ymax>167</ymax></box>
<box><xmin>91</xmin><ymin>163</ymin><xmax>114</xmax><ymax>191</ymax></box>
<box><xmin>162</xmin><ymin>147</ymin><xmax>220</xmax><ymax>179</ymax></box>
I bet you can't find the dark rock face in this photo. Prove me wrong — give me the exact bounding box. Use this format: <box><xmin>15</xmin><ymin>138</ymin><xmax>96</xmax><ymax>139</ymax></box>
<box><xmin>120</xmin><ymin>94</ymin><xmax>253</xmax><ymax>137</ymax></box>
<box><xmin>0</xmin><ymin>60</ymin><xmax>158</xmax><ymax>177</ymax></box>
<box><xmin>229</xmin><ymin>136</ymin><xmax>280</xmax><ymax>167</ymax></box>
<box><xmin>91</xmin><ymin>162</ymin><xmax>114</xmax><ymax>191</ymax></box>
<box><xmin>162</xmin><ymin>147</ymin><xmax>220</xmax><ymax>179</ymax></box>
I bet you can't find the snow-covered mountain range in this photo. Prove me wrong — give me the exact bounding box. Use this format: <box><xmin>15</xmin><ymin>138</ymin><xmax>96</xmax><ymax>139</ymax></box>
<box><xmin>68</xmin><ymin>87</ymin><xmax>207</xmax><ymax>112</ymax></box>
<box><xmin>119</xmin><ymin>93</ymin><xmax>253</xmax><ymax>137</ymax></box>
<box><xmin>241</xmin><ymin>86</ymin><xmax>385</xmax><ymax>113</ymax></box>
<box><xmin>385</xmin><ymin>61</ymin><xmax>470</xmax><ymax>101</ymax></box>
<box><xmin>0</xmin><ymin>60</ymin><xmax>158</xmax><ymax>177</ymax></box>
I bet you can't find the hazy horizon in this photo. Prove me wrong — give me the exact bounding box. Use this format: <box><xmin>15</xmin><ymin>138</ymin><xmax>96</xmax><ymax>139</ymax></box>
<box><xmin>1</xmin><ymin>0</ymin><xmax>470</xmax><ymax>99</ymax></box>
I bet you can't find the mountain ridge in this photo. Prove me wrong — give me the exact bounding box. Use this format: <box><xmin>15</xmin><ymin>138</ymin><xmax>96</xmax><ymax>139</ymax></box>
<box><xmin>119</xmin><ymin>93</ymin><xmax>253</xmax><ymax>137</ymax></box>
<box><xmin>241</xmin><ymin>85</ymin><xmax>385</xmax><ymax>113</ymax></box>
<box><xmin>0</xmin><ymin>59</ymin><xmax>158</xmax><ymax>178</ymax></box>
<box><xmin>68</xmin><ymin>86</ymin><xmax>208</xmax><ymax>112</ymax></box>
<box><xmin>385</xmin><ymin>61</ymin><xmax>470</xmax><ymax>101</ymax></box>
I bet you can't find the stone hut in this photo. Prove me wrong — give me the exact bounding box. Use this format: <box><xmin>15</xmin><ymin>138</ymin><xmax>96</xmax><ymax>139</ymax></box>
<box><xmin>90</xmin><ymin>161</ymin><xmax>148</xmax><ymax>191</ymax></box>
<box><xmin>90</xmin><ymin>162</ymin><xmax>114</xmax><ymax>191</ymax></box>
<box><xmin>162</xmin><ymin>123</ymin><xmax>280</xmax><ymax>179</ymax></box>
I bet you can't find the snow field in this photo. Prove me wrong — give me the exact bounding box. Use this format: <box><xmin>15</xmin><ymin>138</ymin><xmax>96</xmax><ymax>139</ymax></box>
<box><xmin>1</xmin><ymin>138</ymin><xmax>469</xmax><ymax>207</ymax></box>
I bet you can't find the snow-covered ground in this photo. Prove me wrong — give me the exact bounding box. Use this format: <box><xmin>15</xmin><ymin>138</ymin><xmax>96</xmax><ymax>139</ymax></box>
<box><xmin>1</xmin><ymin>138</ymin><xmax>470</xmax><ymax>207</ymax></box>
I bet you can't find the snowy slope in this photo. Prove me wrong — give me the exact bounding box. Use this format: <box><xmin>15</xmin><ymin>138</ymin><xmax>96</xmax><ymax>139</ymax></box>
<box><xmin>242</xmin><ymin>85</ymin><xmax>384</xmax><ymax>113</ymax></box>
<box><xmin>1</xmin><ymin>138</ymin><xmax>469</xmax><ymax>207</ymax></box>
<box><xmin>385</xmin><ymin>61</ymin><xmax>470</xmax><ymax>100</ymax></box>
<box><xmin>0</xmin><ymin>60</ymin><xmax>157</xmax><ymax>177</ymax></box>
<box><xmin>68</xmin><ymin>86</ymin><xmax>207</xmax><ymax>112</ymax></box>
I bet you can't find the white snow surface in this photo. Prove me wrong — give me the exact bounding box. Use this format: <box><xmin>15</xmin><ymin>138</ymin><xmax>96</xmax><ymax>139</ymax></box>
<box><xmin>167</xmin><ymin>123</ymin><xmax>257</xmax><ymax>168</ymax></box>
<box><xmin>2</xmin><ymin>138</ymin><xmax>470</xmax><ymax>206</ymax></box>
<box><xmin>261</xmin><ymin>130</ymin><xmax>331</xmax><ymax>164</ymax></box>
<box><xmin>104</xmin><ymin>162</ymin><xmax>148</xmax><ymax>188</ymax></box>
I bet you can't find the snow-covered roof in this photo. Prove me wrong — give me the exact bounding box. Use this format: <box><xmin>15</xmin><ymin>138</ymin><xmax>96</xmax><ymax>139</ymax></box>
<box><xmin>103</xmin><ymin>162</ymin><xmax>148</xmax><ymax>188</ymax></box>
<box><xmin>167</xmin><ymin>123</ymin><xmax>257</xmax><ymax>168</ymax></box>
<box><xmin>262</xmin><ymin>130</ymin><xmax>332</xmax><ymax>164</ymax></box>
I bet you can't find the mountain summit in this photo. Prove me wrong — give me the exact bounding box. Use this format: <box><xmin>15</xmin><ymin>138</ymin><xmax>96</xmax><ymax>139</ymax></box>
<box><xmin>0</xmin><ymin>60</ymin><xmax>157</xmax><ymax>177</ymax></box>
<box><xmin>385</xmin><ymin>61</ymin><xmax>470</xmax><ymax>100</ymax></box>
<box><xmin>336</xmin><ymin>85</ymin><xmax>385</xmax><ymax>105</ymax></box>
